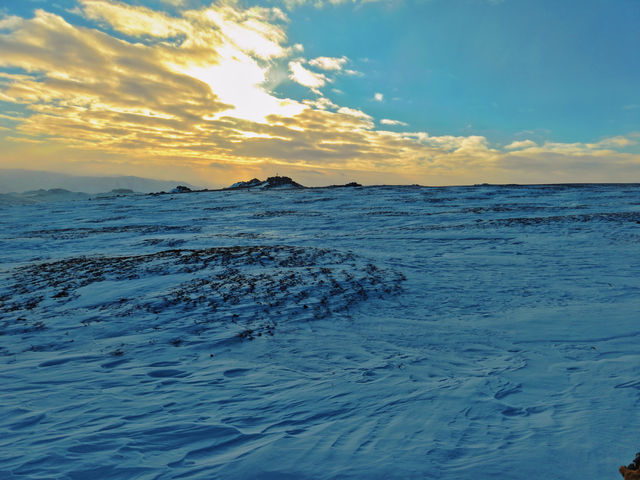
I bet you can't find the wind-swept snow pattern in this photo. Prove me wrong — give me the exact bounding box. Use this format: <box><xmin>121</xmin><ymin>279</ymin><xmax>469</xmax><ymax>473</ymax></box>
<box><xmin>1</xmin><ymin>245</ymin><xmax>402</xmax><ymax>351</ymax></box>
<box><xmin>1</xmin><ymin>184</ymin><xmax>639</xmax><ymax>479</ymax></box>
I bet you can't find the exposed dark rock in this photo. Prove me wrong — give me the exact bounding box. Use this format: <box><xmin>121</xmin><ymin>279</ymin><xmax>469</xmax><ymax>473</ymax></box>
<box><xmin>325</xmin><ymin>181</ymin><xmax>362</xmax><ymax>188</ymax></box>
<box><xmin>226</xmin><ymin>176</ymin><xmax>305</xmax><ymax>190</ymax></box>
<box><xmin>262</xmin><ymin>176</ymin><xmax>304</xmax><ymax>189</ymax></box>
<box><xmin>628</xmin><ymin>452</ymin><xmax>640</xmax><ymax>469</ymax></box>
<box><xmin>150</xmin><ymin>177</ymin><xmax>362</xmax><ymax>194</ymax></box>
<box><xmin>1</xmin><ymin>245</ymin><xmax>404</xmax><ymax>353</ymax></box>
<box><xmin>171</xmin><ymin>185</ymin><xmax>192</xmax><ymax>193</ymax></box>
<box><xmin>619</xmin><ymin>452</ymin><xmax>640</xmax><ymax>479</ymax></box>
<box><xmin>230</xmin><ymin>178</ymin><xmax>263</xmax><ymax>189</ymax></box>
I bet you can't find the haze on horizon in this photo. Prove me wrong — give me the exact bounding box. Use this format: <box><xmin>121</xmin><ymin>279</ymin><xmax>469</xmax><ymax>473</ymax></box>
<box><xmin>0</xmin><ymin>0</ymin><xmax>638</xmax><ymax>188</ymax></box>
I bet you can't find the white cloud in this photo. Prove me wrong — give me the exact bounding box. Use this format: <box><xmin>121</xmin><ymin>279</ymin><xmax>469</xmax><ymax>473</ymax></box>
<box><xmin>192</xmin><ymin>6</ymin><xmax>288</xmax><ymax>60</ymax></box>
<box><xmin>336</xmin><ymin>107</ymin><xmax>373</xmax><ymax>127</ymax></box>
<box><xmin>587</xmin><ymin>136</ymin><xmax>636</xmax><ymax>149</ymax></box>
<box><xmin>289</xmin><ymin>60</ymin><xmax>328</xmax><ymax>90</ymax></box>
<box><xmin>0</xmin><ymin>15</ymin><xmax>22</xmax><ymax>30</ymax></box>
<box><xmin>308</xmin><ymin>56</ymin><xmax>348</xmax><ymax>71</ymax></box>
<box><xmin>505</xmin><ymin>140</ymin><xmax>537</xmax><ymax>150</ymax></box>
<box><xmin>503</xmin><ymin>136</ymin><xmax>637</xmax><ymax>157</ymax></box>
<box><xmin>381</xmin><ymin>118</ymin><xmax>408</xmax><ymax>127</ymax></box>
<box><xmin>303</xmin><ymin>97</ymin><xmax>338</xmax><ymax>110</ymax></box>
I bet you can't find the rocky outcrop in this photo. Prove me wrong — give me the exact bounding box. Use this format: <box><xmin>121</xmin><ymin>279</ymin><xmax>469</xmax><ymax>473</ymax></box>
<box><xmin>225</xmin><ymin>176</ymin><xmax>363</xmax><ymax>190</ymax></box>
<box><xmin>170</xmin><ymin>185</ymin><xmax>193</xmax><ymax>193</ymax></box>
<box><xmin>228</xmin><ymin>178</ymin><xmax>265</xmax><ymax>189</ymax></box>
<box><xmin>226</xmin><ymin>176</ymin><xmax>305</xmax><ymax>190</ymax></box>
<box><xmin>262</xmin><ymin>176</ymin><xmax>305</xmax><ymax>189</ymax></box>
<box><xmin>620</xmin><ymin>453</ymin><xmax>640</xmax><ymax>479</ymax></box>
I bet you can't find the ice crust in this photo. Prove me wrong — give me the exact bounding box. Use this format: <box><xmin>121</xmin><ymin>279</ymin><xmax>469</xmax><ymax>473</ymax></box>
<box><xmin>0</xmin><ymin>184</ymin><xmax>639</xmax><ymax>479</ymax></box>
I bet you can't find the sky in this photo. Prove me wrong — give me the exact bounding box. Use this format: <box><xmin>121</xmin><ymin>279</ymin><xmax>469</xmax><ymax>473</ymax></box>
<box><xmin>0</xmin><ymin>0</ymin><xmax>638</xmax><ymax>187</ymax></box>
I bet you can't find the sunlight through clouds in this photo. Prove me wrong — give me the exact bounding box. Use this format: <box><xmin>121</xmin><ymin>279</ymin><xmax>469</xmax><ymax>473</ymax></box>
<box><xmin>0</xmin><ymin>0</ymin><xmax>638</xmax><ymax>186</ymax></box>
<box><xmin>179</xmin><ymin>52</ymin><xmax>305</xmax><ymax>123</ymax></box>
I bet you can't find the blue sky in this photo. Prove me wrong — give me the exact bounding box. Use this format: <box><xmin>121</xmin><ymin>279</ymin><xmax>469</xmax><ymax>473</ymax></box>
<box><xmin>282</xmin><ymin>0</ymin><xmax>640</xmax><ymax>141</ymax></box>
<box><xmin>0</xmin><ymin>0</ymin><xmax>638</xmax><ymax>186</ymax></box>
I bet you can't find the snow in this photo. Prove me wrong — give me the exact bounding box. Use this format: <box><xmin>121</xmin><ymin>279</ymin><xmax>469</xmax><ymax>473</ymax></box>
<box><xmin>1</xmin><ymin>183</ymin><xmax>639</xmax><ymax>479</ymax></box>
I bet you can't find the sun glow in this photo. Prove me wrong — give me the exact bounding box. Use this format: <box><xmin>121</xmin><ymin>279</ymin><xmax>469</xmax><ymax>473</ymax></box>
<box><xmin>177</xmin><ymin>56</ymin><xmax>305</xmax><ymax>123</ymax></box>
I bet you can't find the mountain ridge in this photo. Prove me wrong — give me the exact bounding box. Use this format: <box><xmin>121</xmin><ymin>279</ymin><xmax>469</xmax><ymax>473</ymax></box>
<box><xmin>0</xmin><ymin>169</ymin><xmax>198</xmax><ymax>194</ymax></box>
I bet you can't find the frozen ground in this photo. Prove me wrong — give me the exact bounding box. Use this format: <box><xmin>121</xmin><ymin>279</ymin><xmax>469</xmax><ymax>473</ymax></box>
<box><xmin>1</xmin><ymin>184</ymin><xmax>639</xmax><ymax>479</ymax></box>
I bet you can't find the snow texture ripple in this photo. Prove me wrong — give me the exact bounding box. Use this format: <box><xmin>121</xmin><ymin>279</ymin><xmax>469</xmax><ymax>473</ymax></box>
<box><xmin>0</xmin><ymin>184</ymin><xmax>639</xmax><ymax>479</ymax></box>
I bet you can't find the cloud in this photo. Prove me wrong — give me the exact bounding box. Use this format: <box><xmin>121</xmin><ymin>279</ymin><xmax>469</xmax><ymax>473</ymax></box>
<box><xmin>373</xmin><ymin>92</ymin><xmax>383</xmax><ymax>102</ymax></box>
<box><xmin>303</xmin><ymin>97</ymin><xmax>338</xmax><ymax>110</ymax></box>
<box><xmin>380</xmin><ymin>118</ymin><xmax>408</xmax><ymax>127</ymax></box>
<box><xmin>587</xmin><ymin>136</ymin><xmax>636</xmax><ymax>149</ymax></box>
<box><xmin>80</xmin><ymin>0</ymin><xmax>288</xmax><ymax>59</ymax></box>
<box><xmin>308</xmin><ymin>56</ymin><xmax>348</xmax><ymax>71</ymax></box>
<box><xmin>336</xmin><ymin>107</ymin><xmax>373</xmax><ymax>125</ymax></box>
<box><xmin>505</xmin><ymin>140</ymin><xmax>537</xmax><ymax>150</ymax></box>
<box><xmin>80</xmin><ymin>1</ymin><xmax>298</xmax><ymax>122</ymax></box>
<box><xmin>504</xmin><ymin>137</ymin><xmax>636</xmax><ymax>156</ymax></box>
<box><xmin>289</xmin><ymin>60</ymin><xmax>328</xmax><ymax>90</ymax></box>
<box><xmin>79</xmin><ymin>0</ymin><xmax>186</xmax><ymax>37</ymax></box>
<box><xmin>0</xmin><ymin>15</ymin><xmax>22</xmax><ymax>30</ymax></box>
<box><xmin>157</xmin><ymin>0</ymin><xmax>186</xmax><ymax>6</ymax></box>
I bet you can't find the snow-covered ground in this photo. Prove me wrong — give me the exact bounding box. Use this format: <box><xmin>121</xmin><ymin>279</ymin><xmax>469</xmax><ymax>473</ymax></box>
<box><xmin>1</xmin><ymin>184</ymin><xmax>639</xmax><ymax>479</ymax></box>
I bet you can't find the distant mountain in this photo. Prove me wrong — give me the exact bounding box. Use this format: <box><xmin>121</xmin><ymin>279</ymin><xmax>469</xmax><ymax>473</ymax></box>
<box><xmin>0</xmin><ymin>188</ymin><xmax>91</xmax><ymax>206</ymax></box>
<box><xmin>0</xmin><ymin>169</ymin><xmax>198</xmax><ymax>194</ymax></box>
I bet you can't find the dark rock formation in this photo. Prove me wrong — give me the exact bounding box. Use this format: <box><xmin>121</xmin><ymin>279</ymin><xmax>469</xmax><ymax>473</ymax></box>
<box><xmin>226</xmin><ymin>176</ymin><xmax>305</xmax><ymax>190</ymax></box>
<box><xmin>171</xmin><ymin>185</ymin><xmax>192</xmax><ymax>193</ymax></box>
<box><xmin>619</xmin><ymin>452</ymin><xmax>640</xmax><ymax>479</ymax></box>
<box><xmin>262</xmin><ymin>176</ymin><xmax>304</xmax><ymax>189</ymax></box>
<box><xmin>228</xmin><ymin>178</ymin><xmax>264</xmax><ymax>189</ymax></box>
<box><xmin>325</xmin><ymin>181</ymin><xmax>362</xmax><ymax>188</ymax></box>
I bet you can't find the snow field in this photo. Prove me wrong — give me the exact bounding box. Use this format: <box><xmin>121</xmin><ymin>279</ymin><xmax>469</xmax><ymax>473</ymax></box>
<box><xmin>1</xmin><ymin>183</ymin><xmax>639</xmax><ymax>479</ymax></box>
